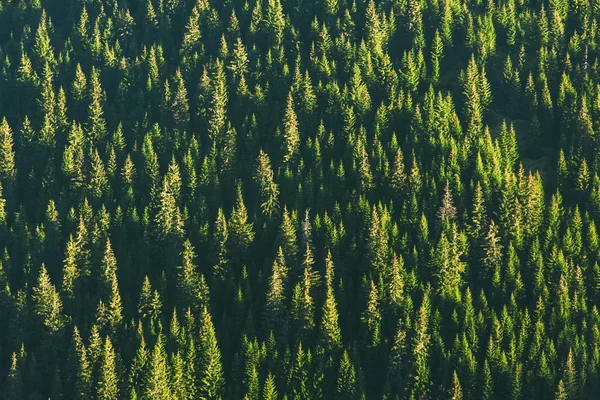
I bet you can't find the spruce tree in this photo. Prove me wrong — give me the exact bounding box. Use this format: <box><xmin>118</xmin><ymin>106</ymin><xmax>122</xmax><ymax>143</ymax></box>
<box><xmin>97</xmin><ymin>337</ymin><xmax>119</xmax><ymax>400</ymax></box>
<box><xmin>198</xmin><ymin>306</ymin><xmax>225</xmax><ymax>398</ymax></box>
<box><xmin>145</xmin><ymin>335</ymin><xmax>172</xmax><ymax>400</ymax></box>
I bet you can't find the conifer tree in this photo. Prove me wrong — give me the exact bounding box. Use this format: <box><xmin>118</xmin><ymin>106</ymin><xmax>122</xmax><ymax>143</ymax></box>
<box><xmin>279</xmin><ymin>207</ymin><xmax>298</xmax><ymax>267</ymax></box>
<box><xmin>320</xmin><ymin>272</ymin><xmax>342</xmax><ymax>352</ymax></box>
<box><xmin>97</xmin><ymin>336</ymin><xmax>119</xmax><ymax>400</ymax></box>
<box><xmin>145</xmin><ymin>335</ymin><xmax>172</xmax><ymax>400</ymax></box>
<box><xmin>87</xmin><ymin>67</ymin><xmax>107</xmax><ymax>142</ymax></box>
<box><xmin>213</xmin><ymin>208</ymin><xmax>229</xmax><ymax>281</ymax></box>
<box><xmin>390</xmin><ymin>148</ymin><xmax>406</xmax><ymax>195</ymax></box>
<box><xmin>228</xmin><ymin>184</ymin><xmax>255</xmax><ymax>259</ymax></box>
<box><xmin>155</xmin><ymin>177</ymin><xmax>184</xmax><ymax>240</ymax></box>
<box><xmin>177</xmin><ymin>239</ymin><xmax>201</xmax><ymax>309</ymax></box>
<box><xmin>181</xmin><ymin>4</ymin><xmax>202</xmax><ymax>61</ymax></box>
<box><xmin>4</xmin><ymin>352</ymin><xmax>23</xmax><ymax>400</ymax></box>
<box><xmin>265</xmin><ymin>0</ymin><xmax>285</xmax><ymax>47</ymax></box>
<box><xmin>291</xmin><ymin>263</ymin><xmax>315</xmax><ymax>340</ymax></box>
<box><xmin>129</xmin><ymin>327</ymin><xmax>150</xmax><ymax>398</ymax></box>
<box><xmin>70</xmin><ymin>326</ymin><xmax>92</xmax><ymax>400</ymax></box>
<box><xmin>262</xmin><ymin>372</ymin><xmax>278</xmax><ymax>400</ymax></box>
<box><xmin>0</xmin><ymin>118</ymin><xmax>16</xmax><ymax>183</ymax></box>
<box><xmin>337</xmin><ymin>350</ymin><xmax>358</xmax><ymax>400</ymax></box>
<box><xmin>255</xmin><ymin>149</ymin><xmax>280</xmax><ymax>217</ymax></box>
<box><xmin>33</xmin><ymin>264</ymin><xmax>64</xmax><ymax>333</ymax></box>
<box><xmin>451</xmin><ymin>370</ymin><xmax>464</xmax><ymax>400</ymax></box>
<box><xmin>362</xmin><ymin>280</ymin><xmax>381</xmax><ymax>347</ymax></box>
<box><xmin>410</xmin><ymin>289</ymin><xmax>431</xmax><ymax>399</ymax></box>
<box><xmin>208</xmin><ymin>61</ymin><xmax>228</xmax><ymax>143</ymax></box>
<box><xmin>172</xmin><ymin>69</ymin><xmax>190</xmax><ymax>132</ymax></box>
<box><xmin>198</xmin><ymin>306</ymin><xmax>225</xmax><ymax>398</ymax></box>
<box><xmin>264</xmin><ymin>258</ymin><xmax>287</xmax><ymax>340</ymax></box>
<box><xmin>282</xmin><ymin>93</ymin><xmax>300</xmax><ymax>165</ymax></box>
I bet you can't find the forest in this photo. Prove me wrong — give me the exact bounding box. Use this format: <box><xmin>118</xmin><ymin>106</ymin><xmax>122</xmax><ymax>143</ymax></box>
<box><xmin>0</xmin><ymin>0</ymin><xmax>600</xmax><ymax>398</ymax></box>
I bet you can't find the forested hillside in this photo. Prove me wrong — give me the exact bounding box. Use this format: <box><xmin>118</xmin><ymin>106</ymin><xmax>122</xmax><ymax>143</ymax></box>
<box><xmin>1</xmin><ymin>0</ymin><xmax>600</xmax><ymax>398</ymax></box>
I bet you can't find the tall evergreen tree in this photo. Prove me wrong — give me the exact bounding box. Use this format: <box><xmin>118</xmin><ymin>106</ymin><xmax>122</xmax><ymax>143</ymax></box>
<box><xmin>198</xmin><ymin>306</ymin><xmax>225</xmax><ymax>398</ymax></box>
<box><xmin>97</xmin><ymin>337</ymin><xmax>119</xmax><ymax>400</ymax></box>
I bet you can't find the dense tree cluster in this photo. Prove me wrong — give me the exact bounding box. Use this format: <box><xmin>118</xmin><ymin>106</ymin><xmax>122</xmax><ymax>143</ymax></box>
<box><xmin>1</xmin><ymin>0</ymin><xmax>600</xmax><ymax>398</ymax></box>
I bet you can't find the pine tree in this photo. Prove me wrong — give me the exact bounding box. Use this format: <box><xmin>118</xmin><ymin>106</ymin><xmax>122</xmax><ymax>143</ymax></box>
<box><xmin>410</xmin><ymin>289</ymin><xmax>431</xmax><ymax>398</ymax></box>
<box><xmin>170</xmin><ymin>352</ymin><xmax>189</xmax><ymax>400</ymax></box>
<box><xmin>177</xmin><ymin>239</ymin><xmax>201</xmax><ymax>310</ymax></box>
<box><xmin>390</xmin><ymin>148</ymin><xmax>406</xmax><ymax>195</ymax></box>
<box><xmin>320</xmin><ymin>275</ymin><xmax>342</xmax><ymax>352</ymax></box>
<box><xmin>265</xmin><ymin>0</ymin><xmax>285</xmax><ymax>47</ymax></box>
<box><xmin>362</xmin><ymin>280</ymin><xmax>381</xmax><ymax>347</ymax></box>
<box><xmin>89</xmin><ymin>149</ymin><xmax>109</xmax><ymax>202</ymax></box>
<box><xmin>138</xmin><ymin>276</ymin><xmax>162</xmax><ymax>322</ymax></box>
<box><xmin>337</xmin><ymin>350</ymin><xmax>357</xmax><ymax>400</ymax></box>
<box><xmin>290</xmin><ymin>343</ymin><xmax>310</xmax><ymax>399</ymax></box>
<box><xmin>129</xmin><ymin>327</ymin><xmax>150</xmax><ymax>398</ymax></box>
<box><xmin>97</xmin><ymin>336</ymin><xmax>119</xmax><ymax>400</ymax></box>
<box><xmin>430</xmin><ymin>30</ymin><xmax>444</xmax><ymax>84</ymax></box>
<box><xmin>228</xmin><ymin>38</ymin><xmax>249</xmax><ymax>82</ymax></box>
<box><xmin>469</xmin><ymin>181</ymin><xmax>487</xmax><ymax>238</ymax></box>
<box><xmin>562</xmin><ymin>348</ymin><xmax>578</xmax><ymax>399</ymax></box>
<box><xmin>255</xmin><ymin>149</ymin><xmax>280</xmax><ymax>217</ymax></box>
<box><xmin>181</xmin><ymin>4</ymin><xmax>202</xmax><ymax>61</ymax></box>
<box><xmin>282</xmin><ymin>93</ymin><xmax>300</xmax><ymax>165</ymax></box>
<box><xmin>70</xmin><ymin>326</ymin><xmax>92</xmax><ymax>400</ymax></box>
<box><xmin>482</xmin><ymin>220</ymin><xmax>502</xmax><ymax>282</ymax></box>
<box><xmin>438</xmin><ymin>180</ymin><xmax>457</xmax><ymax>222</ymax></box>
<box><xmin>279</xmin><ymin>207</ymin><xmax>298</xmax><ymax>267</ymax></box>
<box><xmin>500</xmin><ymin>122</ymin><xmax>519</xmax><ymax>170</ymax></box>
<box><xmin>171</xmin><ymin>69</ymin><xmax>190</xmax><ymax>132</ymax></box>
<box><xmin>105</xmin><ymin>268</ymin><xmax>123</xmax><ymax>331</ymax></box>
<box><xmin>155</xmin><ymin>177</ymin><xmax>184</xmax><ymax>239</ymax></box>
<box><xmin>34</xmin><ymin>13</ymin><xmax>54</xmax><ymax>66</ymax></box>
<box><xmin>38</xmin><ymin>60</ymin><xmax>56</xmax><ymax>148</ymax></box>
<box><xmin>349</xmin><ymin>65</ymin><xmax>371</xmax><ymax>117</ymax></box>
<box><xmin>228</xmin><ymin>184</ymin><xmax>255</xmax><ymax>259</ymax></box>
<box><xmin>145</xmin><ymin>335</ymin><xmax>172</xmax><ymax>400</ymax></box>
<box><xmin>262</xmin><ymin>372</ymin><xmax>278</xmax><ymax>400</ymax></box>
<box><xmin>435</xmin><ymin>224</ymin><xmax>466</xmax><ymax>303</ymax></box>
<box><xmin>480</xmin><ymin>359</ymin><xmax>493</xmax><ymax>400</ymax></box>
<box><xmin>198</xmin><ymin>306</ymin><xmax>225</xmax><ymax>398</ymax></box>
<box><xmin>264</xmin><ymin>258</ymin><xmax>287</xmax><ymax>340</ymax></box>
<box><xmin>451</xmin><ymin>370</ymin><xmax>463</xmax><ymax>400</ymax></box>
<box><xmin>33</xmin><ymin>264</ymin><xmax>64</xmax><ymax>333</ymax></box>
<box><xmin>4</xmin><ymin>352</ymin><xmax>23</xmax><ymax>400</ymax></box>
<box><xmin>555</xmin><ymin>380</ymin><xmax>567</xmax><ymax>400</ymax></box>
<box><xmin>207</xmin><ymin>61</ymin><xmax>228</xmax><ymax>143</ymax></box>
<box><xmin>72</xmin><ymin>64</ymin><xmax>87</xmax><ymax>104</ymax></box>
<box><xmin>86</xmin><ymin>67</ymin><xmax>107</xmax><ymax>142</ymax></box>
<box><xmin>213</xmin><ymin>208</ymin><xmax>229</xmax><ymax>281</ymax></box>
<box><xmin>357</xmin><ymin>144</ymin><xmax>374</xmax><ymax>194</ymax></box>
<box><xmin>0</xmin><ymin>118</ymin><xmax>16</xmax><ymax>183</ymax></box>
<box><xmin>291</xmin><ymin>262</ymin><xmax>315</xmax><ymax>340</ymax></box>
<box><xmin>246</xmin><ymin>365</ymin><xmax>260</xmax><ymax>400</ymax></box>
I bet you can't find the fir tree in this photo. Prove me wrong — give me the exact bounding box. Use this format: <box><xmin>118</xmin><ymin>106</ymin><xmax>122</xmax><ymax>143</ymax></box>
<box><xmin>145</xmin><ymin>335</ymin><xmax>171</xmax><ymax>400</ymax></box>
<box><xmin>255</xmin><ymin>149</ymin><xmax>280</xmax><ymax>217</ymax></box>
<box><xmin>282</xmin><ymin>93</ymin><xmax>300</xmax><ymax>165</ymax></box>
<box><xmin>320</xmin><ymin>275</ymin><xmax>342</xmax><ymax>352</ymax></box>
<box><xmin>0</xmin><ymin>118</ymin><xmax>16</xmax><ymax>183</ymax></box>
<box><xmin>33</xmin><ymin>264</ymin><xmax>64</xmax><ymax>333</ymax></box>
<box><xmin>262</xmin><ymin>372</ymin><xmax>278</xmax><ymax>400</ymax></box>
<box><xmin>198</xmin><ymin>306</ymin><xmax>225</xmax><ymax>398</ymax></box>
<box><xmin>97</xmin><ymin>336</ymin><xmax>119</xmax><ymax>400</ymax></box>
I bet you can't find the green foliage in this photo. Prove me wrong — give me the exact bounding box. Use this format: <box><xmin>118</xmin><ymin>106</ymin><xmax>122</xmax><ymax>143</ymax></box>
<box><xmin>198</xmin><ymin>306</ymin><xmax>225</xmax><ymax>398</ymax></box>
<box><xmin>97</xmin><ymin>337</ymin><xmax>119</xmax><ymax>400</ymax></box>
<box><xmin>0</xmin><ymin>0</ymin><xmax>600</xmax><ymax>398</ymax></box>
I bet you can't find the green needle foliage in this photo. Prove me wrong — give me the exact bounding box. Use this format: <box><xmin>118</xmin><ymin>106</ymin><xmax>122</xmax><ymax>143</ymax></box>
<box><xmin>1</xmin><ymin>0</ymin><xmax>600</xmax><ymax>398</ymax></box>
